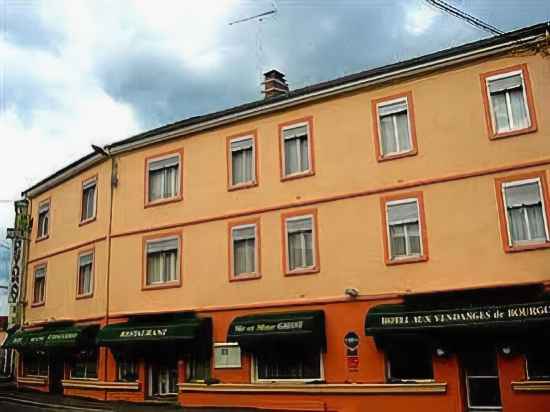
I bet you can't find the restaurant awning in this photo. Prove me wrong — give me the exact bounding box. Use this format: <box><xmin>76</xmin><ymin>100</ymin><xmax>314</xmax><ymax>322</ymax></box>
<box><xmin>96</xmin><ymin>316</ymin><xmax>211</xmax><ymax>350</ymax></box>
<box><xmin>365</xmin><ymin>300</ymin><xmax>550</xmax><ymax>337</ymax></box>
<box><xmin>227</xmin><ymin>310</ymin><xmax>326</xmax><ymax>350</ymax></box>
<box><xmin>2</xmin><ymin>325</ymin><xmax>98</xmax><ymax>351</ymax></box>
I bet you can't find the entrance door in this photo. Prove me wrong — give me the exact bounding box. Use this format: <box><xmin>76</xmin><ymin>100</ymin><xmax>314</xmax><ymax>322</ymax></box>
<box><xmin>461</xmin><ymin>347</ymin><xmax>502</xmax><ymax>412</ymax></box>
<box><xmin>149</xmin><ymin>363</ymin><xmax>178</xmax><ymax>397</ymax></box>
<box><xmin>49</xmin><ymin>355</ymin><xmax>65</xmax><ymax>394</ymax></box>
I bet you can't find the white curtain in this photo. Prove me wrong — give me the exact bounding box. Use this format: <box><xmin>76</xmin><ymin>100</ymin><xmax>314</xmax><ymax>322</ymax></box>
<box><xmin>284</xmin><ymin>125</ymin><xmax>309</xmax><ymax>175</ymax></box>
<box><xmin>232</xmin><ymin>148</ymin><xmax>253</xmax><ymax>185</ymax></box>
<box><xmin>147</xmin><ymin>249</ymin><xmax>177</xmax><ymax>284</ymax></box>
<box><xmin>505</xmin><ymin>182</ymin><xmax>546</xmax><ymax>243</ymax></box>
<box><xmin>489</xmin><ymin>74</ymin><xmax>528</xmax><ymax>132</ymax></box>
<box><xmin>396</xmin><ymin>112</ymin><xmax>411</xmax><ymax>152</ymax></box>
<box><xmin>509</xmin><ymin>88</ymin><xmax>528</xmax><ymax>129</ymax></box>
<box><xmin>491</xmin><ymin>92</ymin><xmax>509</xmax><ymax>132</ymax></box>
<box><xmin>148</xmin><ymin>161</ymin><xmax>178</xmax><ymax>201</ymax></box>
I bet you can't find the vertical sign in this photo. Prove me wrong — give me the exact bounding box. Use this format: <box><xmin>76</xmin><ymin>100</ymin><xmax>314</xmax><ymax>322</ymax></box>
<box><xmin>344</xmin><ymin>331</ymin><xmax>360</xmax><ymax>372</ymax></box>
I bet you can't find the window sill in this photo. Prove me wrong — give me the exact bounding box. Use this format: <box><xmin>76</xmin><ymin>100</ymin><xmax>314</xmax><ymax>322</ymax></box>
<box><xmin>489</xmin><ymin>125</ymin><xmax>537</xmax><ymax>140</ymax></box>
<box><xmin>178</xmin><ymin>382</ymin><xmax>447</xmax><ymax>394</ymax></box>
<box><xmin>18</xmin><ymin>376</ymin><xmax>48</xmax><ymax>385</ymax></box>
<box><xmin>31</xmin><ymin>301</ymin><xmax>45</xmax><ymax>308</ymax></box>
<box><xmin>79</xmin><ymin>216</ymin><xmax>97</xmax><ymax>227</ymax></box>
<box><xmin>285</xmin><ymin>267</ymin><xmax>320</xmax><ymax>277</ymax></box>
<box><xmin>144</xmin><ymin>195</ymin><xmax>183</xmax><ymax>209</ymax></box>
<box><xmin>142</xmin><ymin>281</ymin><xmax>181</xmax><ymax>291</ymax></box>
<box><xmin>230</xmin><ymin>273</ymin><xmax>262</xmax><ymax>282</ymax></box>
<box><xmin>76</xmin><ymin>293</ymin><xmax>94</xmax><ymax>300</ymax></box>
<box><xmin>281</xmin><ymin>170</ymin><xmax>315</xmax><ymax>182</ymax></box>
<box><xmin>35</xmin><ymin>235</ymin><xmax>49</xmax><ymax>243</ymax></box>
<box><xmin>385</xmin><ymin>255</ymin><xmax>428</xmax><ymax>266</ymax></box>
<box><xmin>504</xmin><ymin>241</ymin><xmax>550</xmax><ymax>253</ymax></box>
<box><xmin>378</xmin><ymin>149</ymin><xmax>418</xmax><ymax>162</ymax></box>
<box><xmin>512</xmin><ymin>380</ymin><xmax>550</xmax><ymax>392</ymax></box>
<box><xmin>228</xmin><ymin>181</ymin><xmax>258</xmax><ymax>192</ymax></box>
<box><xmin>62</xmin><ymin>379</ymin><xmax>140</xmax><ymax>391</ymax></box>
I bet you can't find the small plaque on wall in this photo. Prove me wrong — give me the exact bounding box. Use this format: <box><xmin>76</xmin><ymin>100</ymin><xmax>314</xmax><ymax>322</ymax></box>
<box><xmin>214</xmin><ymin>342</ymin><xmax>242</xmax><ymax>368</ymax></box>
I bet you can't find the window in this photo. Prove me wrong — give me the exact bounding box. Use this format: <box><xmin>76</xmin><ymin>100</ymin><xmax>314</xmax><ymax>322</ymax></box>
<box><xmin>254</xmin><ymin>346</ymin><xmax>323</xmax><ymax>382</ymax></box>
<box><xmin>501</xmin><ymin>178</ymin><xmax>549</xmax><ymax>247</ymax></box>
<box><xmin>280</xmin><ymin>118</ymin><xmax>314</xmax><ymax>179</ymax></box>
<box><xmin>387</xmin><ymin>200</ymin><xmax>421</xmax><ymax>259</ymax></box>
<box><xmin>37</xmin><ymin>200</ymin><xmax>50</xmax><ymax>239</ymax></box>
<box><xmin>229</xmin><ymin>135</ymin><xmax>256</xmax><ymax>188</ymax></box>
<box><xmin>481</xmin><ymin>65</ymin><xmax>537</xmax><ymax>138</ymax></box>
<box><xmin>526</xmin><ymin>346</ymin><xmax>550</xmax><ymax>380</ymax></box>
<box><xmin>386</xmin><ymin>343</ymin><xmax>433</xmax><ymax>382</ymax></box>
<box><xmin>230</xmin><ymin>222</ymin><xmax>259</xmax><ymax>279</ymax></box>
<box><xmin>77</xmin><ymin>251</ymin><xmax>93</xmax><ymax>297</ymax></box>
<box><xmin>186</xmin><ymin>355</ymin><xmax>211</xmax><ymax>382</ymax></box>
<box><xmin>145</xmin><ymin>236</ymin><xmax>180</xmax><ymax>286</ymax></box>
<box><xmin>283</xmin><ymin>211</ymin><xmax>319</xmax><ymax>274</ymax></box>
<box><xmin>146</xmin><ymin>153</ymin><xmax>181</xmax><ymax>204</ymax></box>
<box><xmin>70</xmin><ymin>349</ymin><xmax>98</xmax><ymax>379</ymax></box>
<box><xmin>462</xmin><ymin>348</ymin><xmax>502</xmax><ymax>410</ymax></box>
<box><xmin>214</xmin><ymin>343</ymin><xmax>241</xmax><ymax>369</ymax></box>
<box><xmin>118</xmin><ymin>359</ymin><xmax>138</xmax><ymax>382</ymax></box>
<box><xmin>33</xmin><ymin>265</ymin><xmax>46</xmax><ymax>305</ymax></box>
<box><xmin>80</xmin><ymin>178</ymin><xmax>97</xmax><ymax>222</ymax></box>
<box><xmin>377</xmin><ymin>98</ymin><xmax>413</xmax><ymax>157</ymax></box>
<box><xmin>23</xmin><ymin>353</ymin><xmax>48</xmax><ymax>377</ymax></box>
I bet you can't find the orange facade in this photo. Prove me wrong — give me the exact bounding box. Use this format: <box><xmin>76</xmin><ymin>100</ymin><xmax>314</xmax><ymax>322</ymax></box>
<box><xmin>11</xmin><ymin>25</ymin><xmax>550</xmax><ymax>412</ymax></box>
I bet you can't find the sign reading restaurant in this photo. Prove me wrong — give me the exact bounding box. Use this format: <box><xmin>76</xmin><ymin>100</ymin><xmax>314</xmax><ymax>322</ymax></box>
<box><xmin>119</xmin><ymin>328</ymin><xmax>169</xmax><ymax>338</ymax></box>
<box><xmin>369</xmin><ymin>301</ymin><xmax>550</xmax><ymax>332</ymax></box>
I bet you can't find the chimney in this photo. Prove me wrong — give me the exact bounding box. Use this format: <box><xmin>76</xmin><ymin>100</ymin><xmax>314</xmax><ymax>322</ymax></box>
<box><xmin>262</xmin><ymin>69</ymin><xmax>289</xmax><ymax>98</ymax></box>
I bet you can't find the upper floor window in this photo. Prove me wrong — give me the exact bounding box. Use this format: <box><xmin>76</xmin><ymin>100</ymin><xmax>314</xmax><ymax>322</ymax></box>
<box><xmin>376</xmin><ymin>97</ymin><xmax>416</xmax><ymax>159</ymax></box>
<box><xmin>481</xmin><ymin>65</ymin><xmax>537</xmax><ymax>138</ymax></box>
<box><xmin>283</xmin><ymin>211</ymin><xmax>319</xmax><ymax>275</ymax></box>
<box><xmin>80</xmin><ymin>177</ymin><xmax>97</xmax><ymax>223</ymax></box>
<box><xmin>280</xmin><ymin>118</ymin><xmax>314</xmax><ymax>179</ymax></box>
<box><xmin>229</xmin><ymin>135</ymin><xmax>256</xmax><ymax>189</ymax></box>
<box><xmin>77</xmin><ymin>251</ymin><xmax>94</xmax><ymax>298</ymax></box>
<box><xmin>37</xmin><ymin>200</ymin><xmax>50</xmax><ymax>240</ymax></box>
<box><xmin>230</xmin><ymin>221</ymin><xmax>260</xmax><ymax>280</ymax></box>
<box><xmin>145</xmin><ymin>236</ymin><xmax>180</xmax><ymax>287</ymax></box>
<box><xmin>501</xmin><ymin>177</ymin><xmax>549</xmax><ymax>247</ymax></box>
<box><xmin>33</xmin><ymin>265</ymin><xmax>46</xmax><ymax>305</ymax></box>
<box><xmin>382</xmin><ymin>193</ymin><xmax>428</xmax><ymax>264</ymax></box>
<box><xmin>146</xmin><ymin>153</ymin><xmax>181</xmax><ymax>205</ymax></box>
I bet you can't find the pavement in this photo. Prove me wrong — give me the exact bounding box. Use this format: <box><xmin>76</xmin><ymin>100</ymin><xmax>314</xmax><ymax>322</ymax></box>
<box><xmin>0</xmin><ymin>382</ymin><xmax>270</xmax><ymax>412</ymax></box>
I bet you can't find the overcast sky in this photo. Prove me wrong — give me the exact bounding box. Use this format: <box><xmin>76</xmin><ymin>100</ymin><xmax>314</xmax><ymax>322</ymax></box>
<box><xmin>0</xmin><ymin>0</ymin><xmax>549</xmax><ymax>313</ymax></box>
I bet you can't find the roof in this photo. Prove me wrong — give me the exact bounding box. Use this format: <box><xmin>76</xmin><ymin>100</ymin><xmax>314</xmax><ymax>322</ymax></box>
<box><xmin>22</xmin><ymin>22</ymin><xmax>550</xmax><ymax>198</ymax></box>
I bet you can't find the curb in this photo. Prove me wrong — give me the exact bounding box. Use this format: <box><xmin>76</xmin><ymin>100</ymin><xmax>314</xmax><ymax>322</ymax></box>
<box><xmin>0</xmin><ymin>394</ymin><xmax>113</xmax><ymax>411</ymax></box>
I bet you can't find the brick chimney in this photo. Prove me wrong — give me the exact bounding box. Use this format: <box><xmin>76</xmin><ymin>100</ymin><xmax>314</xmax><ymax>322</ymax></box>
<box><xmin>262</xmin><ymin>69</ymin><xmax>289</xmax><ymax>98</ymax></box>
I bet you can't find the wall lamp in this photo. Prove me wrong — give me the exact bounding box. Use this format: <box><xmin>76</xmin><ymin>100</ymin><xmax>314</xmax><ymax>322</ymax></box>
<box><xmin>345</xmin><ymin>288</ymin><xmax>360</xmax><ymax>298</ymax></box>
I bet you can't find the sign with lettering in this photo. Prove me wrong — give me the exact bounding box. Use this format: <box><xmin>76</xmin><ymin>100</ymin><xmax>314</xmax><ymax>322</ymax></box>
<box><xmin>119</xmin><ymin>328</ymin><xmax>169</xmax><ymax>339</ymax></box>
<box><xmin>366</xmin><ymin>301</ymin><xmax>550</xmax><ymax>334</ymax></box>
<box><xmin>233</xmin><ymin>320</ymin><xmax>304</xmax><ymax>335</ymax></box>
<box><xmin>8</xmin><ymin>200</ymin><xmax>30</xmax><ymax>307</ymax></box>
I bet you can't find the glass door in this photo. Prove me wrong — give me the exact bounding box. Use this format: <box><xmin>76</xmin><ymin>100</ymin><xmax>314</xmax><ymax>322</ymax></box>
<box><xmin>149</xmin><ymin>363</ymin><xmax>178</xmax><ymax>397</ymax></box>
<box><xmin>462</xmin><ymin>347</ymin><xmax>502</xmax><ymax>412</ymax></box>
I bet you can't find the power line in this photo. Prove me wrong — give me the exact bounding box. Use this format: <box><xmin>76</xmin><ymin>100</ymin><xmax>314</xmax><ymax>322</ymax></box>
<box><xmin>425</xmin><ymin>0</ymin><xmax>504</xmax><ymax>36</ymax></box>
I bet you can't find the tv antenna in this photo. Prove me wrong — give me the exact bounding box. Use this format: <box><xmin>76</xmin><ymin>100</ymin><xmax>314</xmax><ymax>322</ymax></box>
<box><xmin>424</xmin><ymin>0</ymin><xmax>504</xmax><ymax>36</ymax></box>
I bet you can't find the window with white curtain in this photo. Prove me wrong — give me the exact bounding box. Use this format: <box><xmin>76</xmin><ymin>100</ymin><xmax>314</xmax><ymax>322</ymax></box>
<box><xmin>502</xmin><ymin>179</ymin><xmax>548</xmax><ymax>245</ymax></box>
<box><xmin>33</xmin><ymin>266</ymin><xmax>46</xmax><ymax>304</ymax></box>
<box><xmin>147</xmin><ymin>155</ymin><xmax>180</xmax><ymax>202</ymax></box>
<box><xmin>283</xmin><ymin>124</ymin><xmax>310</xmax><ymax>176</ymax></box>
<box><xmin>487</xmin><ymin>71</ymin><xmax>530</xmax><ymax>133</ymax></box>
<box><xmin>37</xmin><ymin>201</ymin><xmax>50</xmax><ymax>239</ymax></box>
<box><xmin>70</xmin><ymin>349</ymin><xmax>98</xmax><ymax>379</ymax></box>
<box><xmin>230</xmin><ymin>137</ymin><xmax>255</xmax><ymax>186</ymax></box>
<box><xmin>81</xmin><ymin>178</ymin><xmax>97</xmax><ymax>221</ymax></box>
<box><xmin>386</xmin><ymin>199</ymin><xmax>422</xmax><ymax>259</ymax></box>
<box><xmin>77</xmin><ymin>252</ymin><xmax>93</xmax><ymax>296</ymax></box>
<box><xmin>232</xmin><ymin>225</ymin><xmax>256</xmax><ymax>276</ymax></box>
<box><xmin>146</xmin><ymin>237</ymin><xmax>179</xmax><ymax>285</ymax></box>
<box><xmin>377</xmin><ymin>98</ymin><xmax>412</xmax><ymax>156</ymax></box>
<box><xmin>254</xmin><ymin>346</ymin><xmax>323</xmax><ymax>382</ymax></box>
<box><xmin>286</xmin><ymin>216</ymin><xmax>314</xmax><ymax>271</ymax></box>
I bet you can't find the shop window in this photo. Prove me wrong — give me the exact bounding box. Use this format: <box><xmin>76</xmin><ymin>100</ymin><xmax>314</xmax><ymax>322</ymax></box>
<box><xmin>375</xmin><ymin>95</ymin><xmax>414</xmax><ymax>158</ymax></box>
<box><xmin>230</xmin><ymin>223</ymin><xmax>259</xmax><ymax>279</ymax></box>
<box><xmin>501</xmin><ymin>178</ymin><xmax>549</xmax><ymax>246</ymax></box>
<box><xmin>70</xmin><ymin>349</ymin><xmax>98</xmax><ymax>379</ymax></box>
<box><xmin>214</xmin><ymin>343</ymin><xmax>241</xmax><ymax>369</ymax></box>
<box><xmin>23</xmin><ymin>353</ymin><xmax>48</xmax><ymax>377</ymax></box>
<box><xmin>150</xmin><ymin>363</ymin><xmax>178</xmax><ymax>396</ymax></box>
<box><xmin>281</xmin><ymin>120</ymin><xmax>313</xmax><ymax>178</ymax></box>
<box><xmin>526</xmin><ymin>347</ymin><xmax>550</xmax><ymax>380</ymax></box>
<box><xmin>33</xmin><ymin>265</ymin><xmax>46</xmax><ymax>305</ymax></box>
<box><xmin>186</xmin><ymin>355</ymin><xmax>211</xmax><ymax>382</ymax></box>
<box><xmin>118</xmin><ymin>358</ymin><xmax>138</xmax><ymax>382</ymax></box>
<box><xmin>386</xmin><ymin>343</ymin><xmax>433</xmax><ymax>382</ymax></box>
<box><xmin>145</xmin><ymin>236</ymin><xmax>180</xmax><ymax>286</ymax></box>
<box><xmin>254</xmin><ymin>346</ymin><xmax>323</xmax><ymax>382</ymax></box>
<box><xmin>229</xmin><ymin>135</ymin><xmax>256</xmax><ymax>188</ymax></box>
<box><xmin>283</xmin><ymin>212</ymin><xmax>319</xmax><ymax>274</ymax></box>
<box><xmin>80</xmin><ymin>177</ymin><xmax>97</xmax><ymax>223</ymax></box>
<box><xmin>146</xmin><ymin>153</ymin><xmax>181</xmax><ymax>204</ymax></box>
<box><xmin>462</xmin><ymin>348</ymin><xmax>502</xmax><ymax>410</ymax></box>
<box><xmin>37</xmin><ymin>200</ymin><xmax>50</xmax><ymax>240</ymax></box>
<box><xmin>77</xmin><ymin>251</ymin><xmax>94</xmax><ymax>297</ymax></box>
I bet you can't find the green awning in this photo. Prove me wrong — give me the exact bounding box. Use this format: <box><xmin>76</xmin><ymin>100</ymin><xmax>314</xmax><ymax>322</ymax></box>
<box><xmin>96</xmin><ymin>317</ymin><xmax>211</xmax><ymax>348</ymax></box>
<box><xmin>2</xmin><ymin>325</ymin><xmax>97</xmax><ymax>351</ymax></box>
<box><xmin>365</xmin><ymin>300</ymin><xmax>550</xmax><ymax>336</ymax></box>
<box><xmin>227</xmin><ymin>310</ymin><xmax>326</xmax><ymax>350</ymax></box>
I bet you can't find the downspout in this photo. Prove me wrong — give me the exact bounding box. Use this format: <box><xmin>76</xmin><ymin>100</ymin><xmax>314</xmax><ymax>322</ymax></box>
<box><xmin>104</xmin><ymin>154</ymin><xmax>116</xmax><ymax>386</ymax></box>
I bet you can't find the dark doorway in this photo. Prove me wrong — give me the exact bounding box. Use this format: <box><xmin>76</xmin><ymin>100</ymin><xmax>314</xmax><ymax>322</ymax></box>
<box><xmin>49</xmin><ymin>355</ymin><xmax>64</xmax><ymax>394</ymax></box>
<box><xmin>460</xmin><ymin>346</ymin><xmax>502</xmax><ymax>412</ymax></box>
